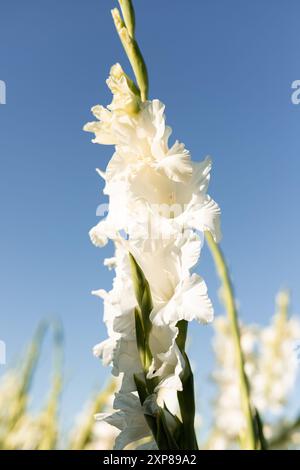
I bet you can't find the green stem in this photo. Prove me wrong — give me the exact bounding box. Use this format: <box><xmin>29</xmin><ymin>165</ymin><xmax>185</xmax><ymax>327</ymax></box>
<box><xmin>205</xmin><ymin>231</ymin><xmax>256</xmax><ymax>450</ymax></box>
<box><xmin>111</xmin><ymin>2</ymin><xmax>148</xmax><ymax>101</ymax></box>
<box><xmin>118</xmin><ymin>0</ymin><xmax>135</xmax><ymax>38</ymax></box>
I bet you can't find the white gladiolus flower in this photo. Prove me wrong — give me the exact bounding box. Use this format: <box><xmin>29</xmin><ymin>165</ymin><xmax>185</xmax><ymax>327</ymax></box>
<box><xmin>89</xmin><ymin>151</ymin><xmax>221</xmax><ymax>246</ymax></box>
<box><xmin>85</xmin><ymin>61</ymin><xmax>220</xmax><ymax>449</ymax></box>
<box><xmin>69</xmin><ymin>384</ymin><xmax>119</xmax><ymax>450</ymax></box>
<box><xmin>210</xmin><ymin>307</ymin><xmax>300</xmax><ymax>449</ymax></box>
<box><xmin>128</xmin><ymin>234</ymin><xmax>214</xmax><ymax>326</ymax></box>
<box><xmin>96</xmin><ymin>393</ymin><xmax>156</xmax><ymax>450</ymax></box>
<box><xmin>82</xmin><ymin>420</ymin><xmax>119</xmax><ymax>451</ymax></box>
<box><xmin>253</xmin><ymin>312</ymin><xmax>300</xmax><ymax>414</ymax></box>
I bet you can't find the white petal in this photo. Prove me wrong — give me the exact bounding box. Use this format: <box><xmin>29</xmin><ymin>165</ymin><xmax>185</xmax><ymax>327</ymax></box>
<box><xmin>197</xmin><ymin>196</ymin><xmax>222</xmax><ymax>242</ymax></box>
<box><xmin>179</xmin><ymin>274</ymin><xmax>214</xmax><ymax>323</ymax></box>
<box><xmin>154</xmin><ymin>140</ymin><xmax>192</xmax><ymax>183</ymax></box>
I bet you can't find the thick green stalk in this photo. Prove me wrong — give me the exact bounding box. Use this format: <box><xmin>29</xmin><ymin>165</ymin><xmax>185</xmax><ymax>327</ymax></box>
<box><xmin>205</xmin><ymin>231</ymin><xmax>256</xmax><ymax>450</ymax></box>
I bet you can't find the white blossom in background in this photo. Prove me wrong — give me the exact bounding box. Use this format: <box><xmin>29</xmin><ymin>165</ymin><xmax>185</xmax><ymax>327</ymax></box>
<box><xmin>3</xmin><ymin>414</ymin><xmax>42</xmax><ymax>450</ymax></box>
<box><xmin>0</xmin><ymin>371</ymin><xmax>60</xmax><ymax>450</ymax></box>
<box><xmin>85</xmin><ymin>63</ymin><xmax>221</xmax><ymax>449</ymax></box>
<box><xmin>210</xmin><ymin>293</ymin><xmax>300</xmax><ymax>449</ymax></box>
<box><xmin>210</xmin><ymin>316</ymin><xmax>259</xmax><ymax>448</ymax></box>
<box><xmin>252</xmin><ymin>292</ymin><xmax>300</xmax><ymax>414</ymax></box>
<box><xmin>90</xmin><ymin>420</ymin><xmax>120</xmax><ymax>450</ymax></box>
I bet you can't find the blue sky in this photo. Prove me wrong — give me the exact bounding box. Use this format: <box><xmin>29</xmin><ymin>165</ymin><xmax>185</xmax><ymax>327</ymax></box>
<box><xmin>0</xmin><ymin>0</ymin><xmax>299</xmax><ymax>433</ymax></box>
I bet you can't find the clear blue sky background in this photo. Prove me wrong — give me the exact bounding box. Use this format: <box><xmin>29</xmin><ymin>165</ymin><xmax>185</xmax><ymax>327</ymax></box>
<box><xmin>0</xmin><ymin>0</ymin><xmax>299</xmax><ymax>435</ymax></box>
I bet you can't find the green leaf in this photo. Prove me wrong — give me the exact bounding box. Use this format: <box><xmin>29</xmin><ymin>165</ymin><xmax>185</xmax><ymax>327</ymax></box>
<box><xmin>129</xmin><ymin>253</ymin><xmax>153</xmax><ymax>373</ymax></box>
<box><xmin>134</xmin><ymin>372</ymin><xmax>148</xmax><ymax>405</ymax></box>
<box><xmin>129</xmin><ymin>253</ymin><xmax>153</xmax><ymax>332</ymax></box>
<box><xmin>163</xmin><ymin>404</ymin><xmax>184</xmax><ymax>445</ymax></box>
<box><xmin>134</xmin><ymin>308</ymin><xmax>146</xmax><ymax>367</ymax></box>
<box><xmin>176</xmin><ymin>319</ymin><xmax>188</xmax><ymax>351</ymax></box>
<box><xmin>176</xmin><ymin>320</ymin><xmax>198</xmax><ymax>450</ymax></box>
<box><xmin>156</xmin><ymin>409</ymin><xmax>180</xmax><ymax>450</ymax></box>
<box><xmin>254</xmin><ymin>408</ymin><xmax>268</xmax><ymax>450</ymax></box>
